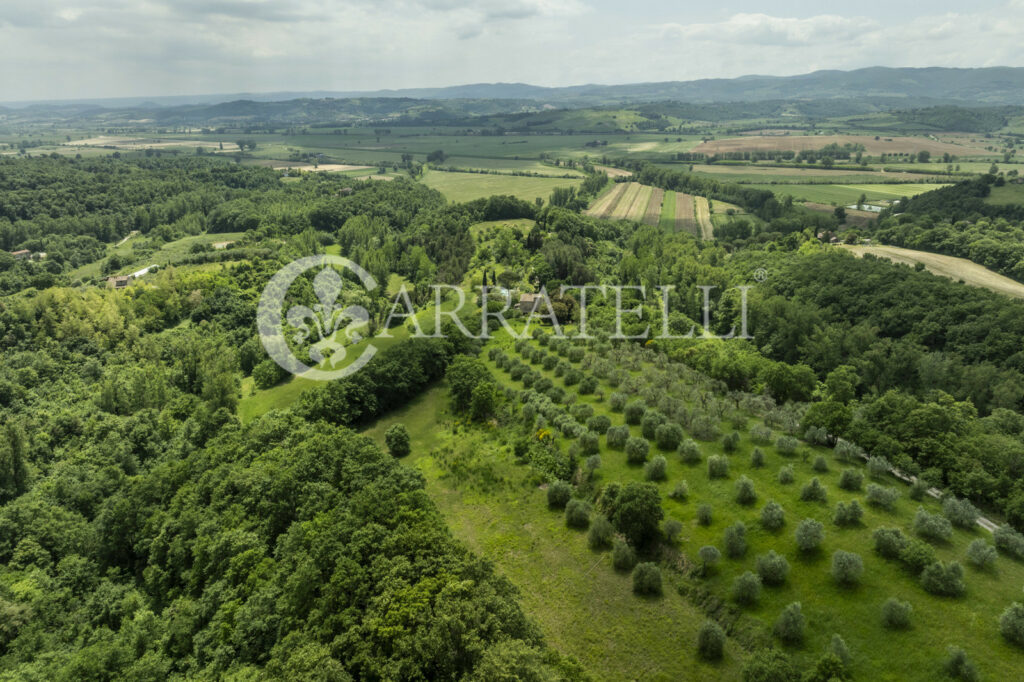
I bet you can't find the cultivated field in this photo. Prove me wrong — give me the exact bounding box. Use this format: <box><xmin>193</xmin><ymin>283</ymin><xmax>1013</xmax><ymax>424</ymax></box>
<box><xmin>644</xmin><ymin>188</ymin><xmax>665</xmax><ymax>225</ymax></box>
<box><xmin>693</xmin><ymin>134</ymin><xmax>995</xmax><ymax>158</ymax></box>
<box><xmin>694</xmin><ymin>196</ymin><xmax>714</xmax><ymax>239</ymax></box>
<box><xmin>842</xmin><ymin>244</ymin><xmax>1024</xmax><ymax>299</ymax></box>
<box><xmin>585</xmin><ymin>181</ymin><xmax>627</xmax><ymax>217</ymax></box>
<box><xmin>751</xmin><ymin>182</ymin><xmax>950</xmax><ymax>205</ymax></box>
<box><xmin>421</xmin><ymin>169</ymin><xmax>583</xmax><ymax>203</ymax></box>
<box><xmin>675</xmin><ymin>192</ymin><xmax>698</xmax><ymax>236</ymax></box>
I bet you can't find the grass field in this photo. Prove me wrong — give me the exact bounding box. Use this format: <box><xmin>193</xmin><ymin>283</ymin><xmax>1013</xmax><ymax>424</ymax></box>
<box><xmin>658</xmin><ymin>191</ymin><xmax>677</xmax><ymax>231</ymax></box>
<box><xmin>751</xmin><ymin>183</ymin><xmax>950</xmax><ymax>205</ymax></box>
<box><xmin>69</xmin><ymin>231</ymin><xmax>248</xmax><ymax>282</ymax></box>
<box><xmin>421</xmin><ymin>168</ymin><xmax>583</xmax><ymax>203</ymax></box>
<box><xmin>694</xmin><ymin>196</ymin><xmax>714</xmax><ymax>239</ymax></box>
<box><xmin>693</xmin><ymin>134</ymin><xmax>995</xmax><ymax>158</ymax></box>
<box><xmin>841</xmin><ymin>244</ymin><xmax>1024</xmax><ymax>299</ymax></box>
<box><xmin>675</xmin><ymin>193</ymin><xmax>697</xmax><ymax>236</ymax></box>
<box><xmin>645</xmin><ymin>188</ymin><xmax>665</xmax><ymax>226</ymax></box>
<box><xmin>984</xmin><ymin>183</ymin><xmax>1024</xmax><ymax>206</ymax></box>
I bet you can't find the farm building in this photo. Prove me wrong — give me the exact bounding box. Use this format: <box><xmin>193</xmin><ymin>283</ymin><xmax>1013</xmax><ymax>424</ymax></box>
<box><xmin>10</xmin><ymin>250</ymin><xmax>30</xmax><ymax>260</ymax></box>
<box><xmin>519</xmin><ymin>292</ymin><xmax>546</xmax><ymax>315</ymax></box>
<box><xmin>106</xmin><ymin>276</ymin><xmax>132</xmax><ymax>289</ymax></box>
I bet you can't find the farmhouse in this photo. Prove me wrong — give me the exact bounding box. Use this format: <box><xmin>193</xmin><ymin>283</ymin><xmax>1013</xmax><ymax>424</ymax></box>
<box><xmin>519</xmin><ymin>292</ymin><xmax>546</xmax><ymax>315</ymax></box>
<box><xmin>106</xmin><ymin>275</ymin><xmax>132</xmax><ymax>289</ymax></box>
<box><xmin>10</xmin><ymin>249</ymin><xmax>30</xmax><ymax>260</ymax></box>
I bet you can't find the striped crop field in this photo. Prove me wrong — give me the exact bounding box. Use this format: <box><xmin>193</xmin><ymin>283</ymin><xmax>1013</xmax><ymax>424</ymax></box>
<box><xmin>694</xmin><ymin>196</ymin><xmax>714</xmax><ymax>239</ymax></box>
<box><xmin>624</xmin><ymin>184</ymin><xmax>653</xmax><ymax>221</ymax></box>
<box><xmin>584</xmin><ymin>181</ymin><xmax>626</xmax><ymax>217</ymax></box>
<box><xmin>675</xmin><ymin>192</ymin><xmax>697</xmax><ymax>236</ymax></box>
<box><xmin>609</xmin><ymin>182</ymin><xmax>643</xmax><ymax>219</ymax></box>
<box><xmin>643</xmin><ymin>188</ymin><xmax>664</xmax><ymax>225</ymax></box>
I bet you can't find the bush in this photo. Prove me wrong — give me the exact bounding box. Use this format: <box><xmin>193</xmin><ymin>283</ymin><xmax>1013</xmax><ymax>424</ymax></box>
<box><xmin>774</xmin><ymin>602</ymin><xmax>805</xmax><ymax>644</ymax></box>
<box><xmin>579</xmin><ymin>431</ymin><xmax>600</xmax><ymax>456</ymax></box>
<box><xmin>609</xmin><ymin>392</ymin><xmax>628</xmax><ymax>412</ymax></box>
<box><xmin>565</xmin><ymin>499</ymin><xmax>591</xmax><ymax>529</ymax></box>
<box><xmin>994</xmin><ymin>525</ymin><xmax>1024</xmax><ymax>559</ymax></box>
<box><xmin>914</xmin><ymin>507</ymin><xmax>953</xmax><ymax>543</ymax></box>
<box><xmin>873</xmin><ymin>527</ymin><xmax>908</xmax><ymax>559</ymax></box>
<box><xmin>724</xmin><ymin>522</ymin><xmax>747</xmax><ymax>559</ymax></box>
<box><xmin>863</xmin><ymin>484</ymin><xmax>898</xmax><ymax>511</ymax></box>
<box><xmin>641</xmin><ymin>411</ymin><xmax>667</xmax><ymax>440</ymax></box>
<box><xmin>966</xmin><ymin>539</ymin><xmax>997</xmax><ymax>569</ymax></box>
<box><xmin>834</xmin><ymin>438</ymin><xmax>863</xmax><ymax>463</ymax></box>
<box><xmin>800</xmin><ymin>477</ymin><xmax>827</xmax><ymax>503</ymax></box>
<box><xmin>570</xmin><ymin>403</ymin><xmax>593</xmax><ymax>423</ymax></box>
<box><xmin>384</xmin><ymin>424</ymin><xmax>411</xmax><ymax>457</ymax></box>
<box><xmin>944</xmin><ymin>647</ymin><xmax>980</xmax><ymax>682</ymax></box>
<box><xmin>669</xmin><ymin>481</ymin><xmax>689</xmax><ymax>501</ymax></box>
<box><xmin>795</xmin><ymin>519</ymin><xmax>824</xmax><ymax>553</ymax></box>
<box><xmin>723</xmin><ymin>431</ymin><xmax>741</xmax><ymax>453</ymax></box>
<box><xmin>587</xmin><ymin>515</ymin><xmax>614</xmax><ymax>550</ymax></box>
<box><xmin>586</xmin><ymin>415</ymin><xmax>611</xmax><ymax>434</ymax></box>
<box><xmin>838</xmin><ymin>468</ymin><xmax>863</xmax><ymax>491</ymax></box>
<box><xmin>612</xmin><ymin>538</ymin><xmax>636</xmax><ymax>571</ymax></box>
<box><xmin>751</xmin><ymin>425</ymin><xmax>772</xmax><ymax>444</ymax></box>
<box><xmin>742</xmin><ymin>649</ymin><xmax>799</xmax><ymax>681</ymax></box>
<box><xmin>867</xmin><ymin>455</ymin><xmax>890</xmax><ymax>479</ymax></box>
<box><xmin>732</xmin><ymin>571</ymin><xmax>762</xmax><ymax>606</ymax></box>
<box><xmin>830</xmin><ymin>634</ymin><xmax>851</xmax><ymax>666</ymax></box>
<box><xmin>624</xmin><ymin>401</ymin><xmax>646</xmax><ymax>425</ymax></box>
<box><xmin>252</xmin><ymin>358</ymin><xmax>289</xmax><ymax>389</ymax></box>
<box><xmin>833</xmin><ymin>500</ymin><xmax>864</xmax><ymax>527</ymax></box>
<box><xmin>698</xmin><ymin>545</ymin><xmax>721</xmax><ymax>575</ymax></box>
<box><xmin>812</xmin><ymin>455</ymin><xmax>828</xmax><ymax>473</ymax></box>
<box><xmin>547</xmin><ymin>481</ymin><xmax>572</xmax><ymax>509</ymax></box>
<box><xmin>578</xmin><ymin>376</ymin><xmax>598</xmax><ymax>395</ymax></box>
<box><xmin>625</xmin><ymin>436</ymin><xmax>651</xmax><ymax>465</ymax></box>
<box><xmin>663</xmin><ymin>518</ymin><xmax>683</xmax><ymax>544</ymax></box>
<box><xmin>734</xmin><ymin>476</ymin><xmax>757</xmax><ymax>506</ymax></box>
<box><xmin>1000</xmin><ymin>602</ymin><xmax>1024</xmax><ymax>647</ymax></box>
<box><xmin>899</xmin><ymin>539</ymin><xmax>937</xmax><ymax>575</ymax></box>
<box><xmin>645</xmin><ymin>455</ymin><xmax>668</xmax><ymax>482</ymax></box>
<box><xmin>881</xmin><ymin>598</ymin><xmax>912</xmax><ymax>629</ymax></box>
<box><xmin>697</xmin><ymin>620</ymin><xmax>726</xmax><ymax>661</ymax></box>
<box><xmin>831</xmin><ymin>550</ymin><xmax>864</xmax><ymax>587</ymax></box>
<box><xmin>750</xmin><ymin>448</ymin><xmax>765</xmax><ymax>469</ymax></box>
<box><xmin>760</xmin><ymin>501</ymin><xmax>785</xmax><ymax>531</ymax></box>
<box><xmin>943</xmin><ymin>497</ymin><xmax>979</xmax><ymax>530</ymax></box>
<box><xmin>632</xmin><ymin>562</ymin><xmax>662</xmax><ymax>596</ymax></box>
<box><xmin>585</xmin><ymin>454</ymin><xmax>602</xmax><ymax>474</ymax></box>
<box><xmin>606</xmin><ymin>425</ymin><xmax>629</xmax><ymax>450</ymax></box>
<box><xmin>756</xmin><ymin>550</ymin><xmax>791</xmax><ymax>586</ymax></box>
<box><xmin>920</xmin><ymin>561</ymin><xmax>965</xmax><ymax>597</ymax></box>
<box><xmin>909</xmin><ymin>478</ymin><xmax>929</xmax><ymax>501</ymax></box>
<box><xmin>655</xmin><ymin>422</ymin><xmax>684</xmax><ymax>451</ymax></box>
<box><xmin>678</xmin><ymin>439</ymin><xmax>701</xmax><ymax>465</ymax></box>
<box><xmin>534</xmin><ymin>377</ymin><xmax>553</xmax><ymax>393</ymax></box>
<box><xmin>708</xmin><ymin>455</ymin><xmax>729</xmax><ymax>479</ymax></box>
<box><xmin>776</xmin><ymin>436</ymin><xmax>799</xmax><ymax>456</ymax></box>
<box><xmin>778</xmin><ymin>465</ymin><xmax>794</xmax><ymax>484</ymax></box>
<box><xmin>697</xmin><ymin>503</ymin><xmax>713</xmax><ymax>526</ymax></box>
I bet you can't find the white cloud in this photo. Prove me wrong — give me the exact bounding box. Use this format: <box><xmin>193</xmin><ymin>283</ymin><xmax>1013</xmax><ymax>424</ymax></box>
<box><xmin>660</xmin><ymin>13</ymin><xmax>871</xmax><ymax>46</ymax></box>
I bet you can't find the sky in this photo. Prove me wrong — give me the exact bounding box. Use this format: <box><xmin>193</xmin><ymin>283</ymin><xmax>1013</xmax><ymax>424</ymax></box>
<box><xmin>1</xmin><ymin>0</ymin><xmax>1024</xmax><ymax>102</ymax></box>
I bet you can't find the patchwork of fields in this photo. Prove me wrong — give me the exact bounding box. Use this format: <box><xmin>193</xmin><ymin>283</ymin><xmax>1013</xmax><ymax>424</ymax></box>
<box><xmin>586</xmin><ymin>181</ymin><xmax>713</xmax><ymax>237</ymax></box>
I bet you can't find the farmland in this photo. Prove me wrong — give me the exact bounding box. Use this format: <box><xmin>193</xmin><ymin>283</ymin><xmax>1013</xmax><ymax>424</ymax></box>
<box><xmin>749</xmin><ymin>182</ymin><xmax>951</xmax><ymax>205</ymax></box>
<box><xmin>421</xmin><ymin>168</ymin><xmax>583</xmax><ymax>203</ymax></box>
<box><xmin>693</xmin><ymin>134</ymin><xmax>996</xmax><ymax>158</ymax></box>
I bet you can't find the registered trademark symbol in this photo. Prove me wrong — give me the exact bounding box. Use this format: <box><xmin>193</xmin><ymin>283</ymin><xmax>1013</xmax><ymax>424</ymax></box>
<box><xmin>753</xmin><ymin>268</ymin><xmax>768</xmax><ymax>282</ymax></box>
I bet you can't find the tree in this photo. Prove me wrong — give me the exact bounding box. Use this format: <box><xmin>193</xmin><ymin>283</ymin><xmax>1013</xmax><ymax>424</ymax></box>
<box><xmin>708</xmin><ymin>455</ymin><xmax>729</xmax><ymax>479</ymax></box>
<box><xmin>732</xmin><ymin>571</ymin><xmax>762</xmax><ymax>606</ymax></box>
<box><xmin>626</xmin><ymin>437</ymin><xmax>650</xmax><ymax>465</ymax></box>
<box><xmin>920</xmin><ymin>561</ymin><xmax>965</xmax><ymax>597</ymax></box>
<box><xmin>966</xmin><ymin>539</ymin><xmax>997</xmax><ymax>569</ymax></box>
<box><xmin>645</xmin><ymin>455</ymin><xmax>667</xmax><ymax>481</ymax></box>
<box><xmin>697</xmin><ymin>620</ymin><xmax>726</xmax><ymax>661</ymax></box>
<box><xmin>833</xmin><ymin>206</ymin><xmax>846</xmax><ymax>224</ymax></box>
<box><xmin>697</xmin><ymin>503</ymin><xmax>713</xmax><ymax>526</ymax></box>
<box><xmin>565</xmin><ymin>499</ymin><xmax>590</xmax><ymax>529</ymax></box>
<box><xmin>800</xmin><ymin>478</ymin><xmax>827</xmax><ymax>503</ymax></box>
<box><xmin>547</xmin><ymin>481</ymin><xmax>571</xmax><ymax>509</ymax></box>
<box><xmin>881</xmin><ymin>598</ymin><xmax>912</xmax><ymax>629</ymax></box>
<box><xmin>611</xmin><ymin>482</ymin><xmax>664</xmax><ymax>549</ymax></box>
<box><xmin>774</xmin><ymin>602</ymin><xmax>805</xmax><ymax>644</ymax></box>
<box><xmin>944</xmin><ymin>647</ymin><xmax>980</xmax><ymax>682</ymax></box>
<box><xmin>741</xmin><ymin>649</ymin><xmax>798</xmax><ymax>682</ymax></box>
<box><xmin>756</xmin><ymin>551</ymin><xmax>790</xmax><ymax>586</ymax></box>
<box><xmin>447</xmin><ymin>356</ymin><xmax>493</xmax><ymax>412</ymax></box>
<box><xmin>838</xmin><ymin>469</ymin><xmax>863</xmax><ymax>491</ymax></box>
<box><xmin>760</xmin><ymin>501</ymin><xmax>785</xmax><ymax>531</ymax></box>
<box><xmin>1001</xmin><ymin>602</ymin><xmax>1024</xmax><ymax>647</ymax></box>
<box><xmin>632</xmin><ymin>562</ymin><xmax>662</xmax><ymax>596</ymax></box>
<box><xmin>830</xmin><ymin>550</ymin><xmax>864</xmax><ymax>587</ymax></box>
<box><xmin>698</xmin><ymin>545</ymin><xmax>721</xmax><ymax>575</ymax></box>
<box><xmin>384</xmin><ymin>424</ymin><xmax>411</xmax><ymax>457</ymax></box>
<box><xmin>795</xmin><ymin>519</ymin><xmax>824</xmax><ymax>553</ymax></box>
<box><xmin>588</xmin><ymin>515</ymin><xmax>614</xmax><ymax>550</ymax></box>
<box><xmin>833</xmin><ymin>500</ymin><xmax>863</xmax><ymax>527</ymax></box>
<box><xmin>724</xmin><ymin>522</ymin><xmax>748</xmax><ymax>559</ymax></box>
<box><xmin>914</xmin><ymin>508</ymin><xmax>953</xmax><ymax>543</ymax></box>
<box><xmin>612</xmin><ymin>538</ymin><xmax>637</xmax><ymax>571</ymax></box>
<box><xmin>655</xmin><ymin>423</ymin><xmax>684</xmax><ymax>451</ymax></box>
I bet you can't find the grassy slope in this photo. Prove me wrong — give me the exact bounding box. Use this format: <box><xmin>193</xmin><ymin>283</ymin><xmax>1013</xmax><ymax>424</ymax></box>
<box><xmin>70</xmin><ymin>231</ymin><xmax>247</xmax><ymax>281</ymax></box>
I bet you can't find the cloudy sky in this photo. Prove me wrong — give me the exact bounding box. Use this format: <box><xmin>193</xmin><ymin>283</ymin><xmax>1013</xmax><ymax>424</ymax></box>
<box><xmin>2</xmin><ymin>0</ymin><xmax>1024</xmax><ymax>102</ymax></box>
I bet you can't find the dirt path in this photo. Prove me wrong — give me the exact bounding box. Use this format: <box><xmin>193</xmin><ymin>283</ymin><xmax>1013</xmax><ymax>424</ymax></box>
<box><xmin>842</xmin><ymin>244</ymin><xmax>1024</xmax><ymax>300</ymax></box>
<box><xmin>694</xmin><ymin>196</ymin><xmax>714</xmax><ymax>239</ymax></box>
<box><xmin>585</xmin><ymin>181</ymin><xmax>626</xmax><ymax>217</ymax></box>
<box><xmin>643</xmin><ymin>189</ymin><xmax>664</xmax><ymax>225</ymax></box>
<box><xmin>674</xmin><ymin>193</ymin><xmax>696</xmax><ymax>235</ymax></box>
<box><xmin>116</xmin><ymin>230</ymin><xmax>139</xmax><ymax>247</ymax></box>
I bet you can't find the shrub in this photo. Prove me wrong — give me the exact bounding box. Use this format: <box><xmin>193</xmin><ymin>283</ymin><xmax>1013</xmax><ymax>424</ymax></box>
<box><xmin>669</xmin><ymin>480</ymin><xmax>689</xmax><ymax>501</ymax></box>
<box><xmin>655</xmin><ymin>422</ymin><xmax>684</xmax><ymax>451</ymax></box>
<box><xmin>579</xmin><ymin>431</ymin><xmax>600</xmax><ymax>456</ymax></box>
<box><xmin>632</xmin><ymin>562</ymin><xmax>662</xmax><ymax>596</ymax></box>
<box><xmin>547</xmin><ymin>481</ymin><xmax>571</xmax><ymax>509</ymax></box>
<box><xmin>612</xmin><ymin>538</ymin><xmax>637</xmax><ymax>571</ymax></box>
<box><xmin>833</xmin><ymin>500</ymin><xmax>864</xmax><ymax>527</ymax></box>
<box><xmin>588</xmin><ymin>515</ymin><xmax>614</xmax><ymax>550</ymax></box>
<box><xmin>534</xmin><ymin>377</ymin><xmax>553</xmax><ymax>393</ymax></box>
<box><xmin>774</xmin><ymin>602</ymin><xmax>805</xmax><ymax>644</ymax></box>
<box><xmin>586</xmin><ymin>415</ymin><xmax>611</xmax><ymax>434</ymax></box>
<box><xmin>723</xmin><ymin>431</ymin><xmax>741</xmax><ymax>453</ymax></box>
<box><xmin>609</xmin><ymin>392</ymin><xmax>628</xmax><ymax>412</ymax></box>
<box><xmin>873</xmin><ymin>527</ymin><xmax>908</xmax><ymax>560</ymax></box>
<box><xmin>741</xmin><ymin>649</ymin><xmax>799</xmax><ymax>681</ymax></box>
<box><xmin>696</xmin><ymin>503</ymin><xmax>713</xmax><ymax>526</ymax></box>
<box><xmin>708</xmin><ymin>455</ymin><xmax>729</xmax><ymax>479</ymax></box>
<box><xmin>645</xmin><ymin>455</ymin><xmax>668</xmax><ymax>482</ymax></box>
<box><xmin>834</xmin><ymin>438</ymin><xmax>863</xmax><ymax>463</ymax></box>
<box><xmin>830</xmin><ymin>634</ymin><xmax>851</xmax><ymax>666</ymax></box>
<box><xmin>663</xmin><ymin>518</ymin><xmax>683</xmax><ymax>544</ymax></box>
<box><xmin>750</xmin><ymin>448</ymin><xmax>765</xmax><ymax>468</ymax></box>
<box><xmin>760</xmin><ymin>501</ymin><xmax>785</xmax><ymax>531</ymax></box>
<box><xmin>606</xmin><ymin>425</ymin><xmax>629</xmax><ymax>450</ymax></box>
<box><xmin>678</xmin><ymin>439</ymin><xmax>701</xmax><ymax>464</ymax></box>
<box><xmin>812</xmin><ymin>455</ymin><xmax>828</xmax><ymax>473</ymax></box>
<box><xmin>800</xmin><ymin>477</ymin><xmax>827</xmax><ymax>503</ymax></box>
<box><xmin>625</xmin><ymin>437</ymin><xmax>650</xmax><ymax>465</ymax></box>
<box><xmin>641</xmin><ymin>411</ymin><xmax>667</xmax><ymax>440</ymax></box>
<box><xmin>777</xmin><ymin>465</ymin><xmax>795</xmax><ymax>484</ymax></box>
<box><xmin>568</xmin><ymin>346</ymin><xmax>585</xmax><ymax>363</ymax></box>
<box><xmin>909</xmin><ymin>478</ymin><xmax>929</xmax><ymax>501</ymax></box>
<box><xmin>579</xmin><ymin>376</ymin><xmax>598</xmax><ymax>395</ymax></box>
<box><xmin>757</xmin><ymin>550</ymin><xmax>791</xmax><ymax>586</ymax></box>
<box><xmin>994</xmin><ymin>525</ymin><xmax>1024</xmax><ymax>559</ymax></box>
<box><xmin>867</xmin><ymin>455</ymin><xmax>890</xmax><ymax>479</ymax></box>
<box><xmin>966</xmin><ymin>539</ymin><xmax>997</xmax><ymax>569</ymax></box>
<box><xmin>698</xmin><ymin>545</ymin><xmax>721</xmax><ymax>575</ymax></box>
<box><xmin>1000</xmin><ymin>602</ymin><xmax>1024</xmax><ymax>647</ymax></box>
<box><xmin>838</xmin><ymin>468</ymin><xmax>863</xmax><ymax>492</ymax></box>
<box><xmin>565</xmin><ymin>499</ymin><xmax>591</xmax><ymax>529</ymax></box>
<box><xmin>542</xmin><ymin>355</ymin><xmax>558</xmax><ymax>371</ymax></box>
<box><xmin>899</xmin><ymin>539</ymin><xmax>937</xmax><ymax>575</ymax></box>
<box><xmin>863</xmin><ymin>484</ymin><xmax>897</xmax><ymax>511</ymax></box>
<box><xmin>570</xmin><ymin>403</ymin><xmax>594</xmax><ymax>423</ymax></box>
<box><xmin>776</xmin><ymin>436</ymin><xmax>799</xmax><ymax>456</ymax></box>
<box><xmin>624</xmin><ymin>401</ymin><xmax>646</xmax><ymax>425</ymax></box>
<box><xmin>384</xmin><ymin>424</ymin><xmax>411</xmax><ymax>457</ymax></box>
<box><xmin>750</xmin><ymin>425</ymin><xmax>772</xmax><ymax>444</ymax></box>
<box><xmin>914</xmin><ymin>508</ymin><xmax>953</xmax><ymax>543</ymax></box>
<box><xmin>944</xmin><ymin>647</ymin><xmax>980</xmax><ymax>682</ymax></box>
<box><xmin>732</xmin><ymin>476</ymin><xmax>756</xmax><ymax>506</ymax></box>
<box><xmin>831</xmin><ymin>550</ymin><xmax>864</xmax><ymax>587</ymax></box>
<box><xmin>732</xmin><ymin>571</ymin><xmax>762</xmax><ymax>606</ymax></box>
<box><xmin>724</xmin><ymin>522</ymin><xmax>748</xmax><ymax>559</ymax></box>
<box><xmin>943</xmin><ymin>497</ymin><xmax>979</xmax><ymax>530</ymax></box>
<box><xmin>795</xmin><ymin>519</ymin><xmax>824</xmax><ymax>553</ymax></box>
<box><xmin>881</xmin><ymin>598</ymin><xmax>912</xmax><ymax>629</ymax></box>
<box><xmin>920</xmin><ymin>561</ymin><xmax>965</xmax><ymax>597</ymax></box>
<box><xmin>697</xmin><ymin>620</ymin><xmax>725</xmax><ymax>661</ymax></box>
<box><xmin>563</xmin><ymin>369</ymin><xmax>583</xmax><ymax>386</ymax></box>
